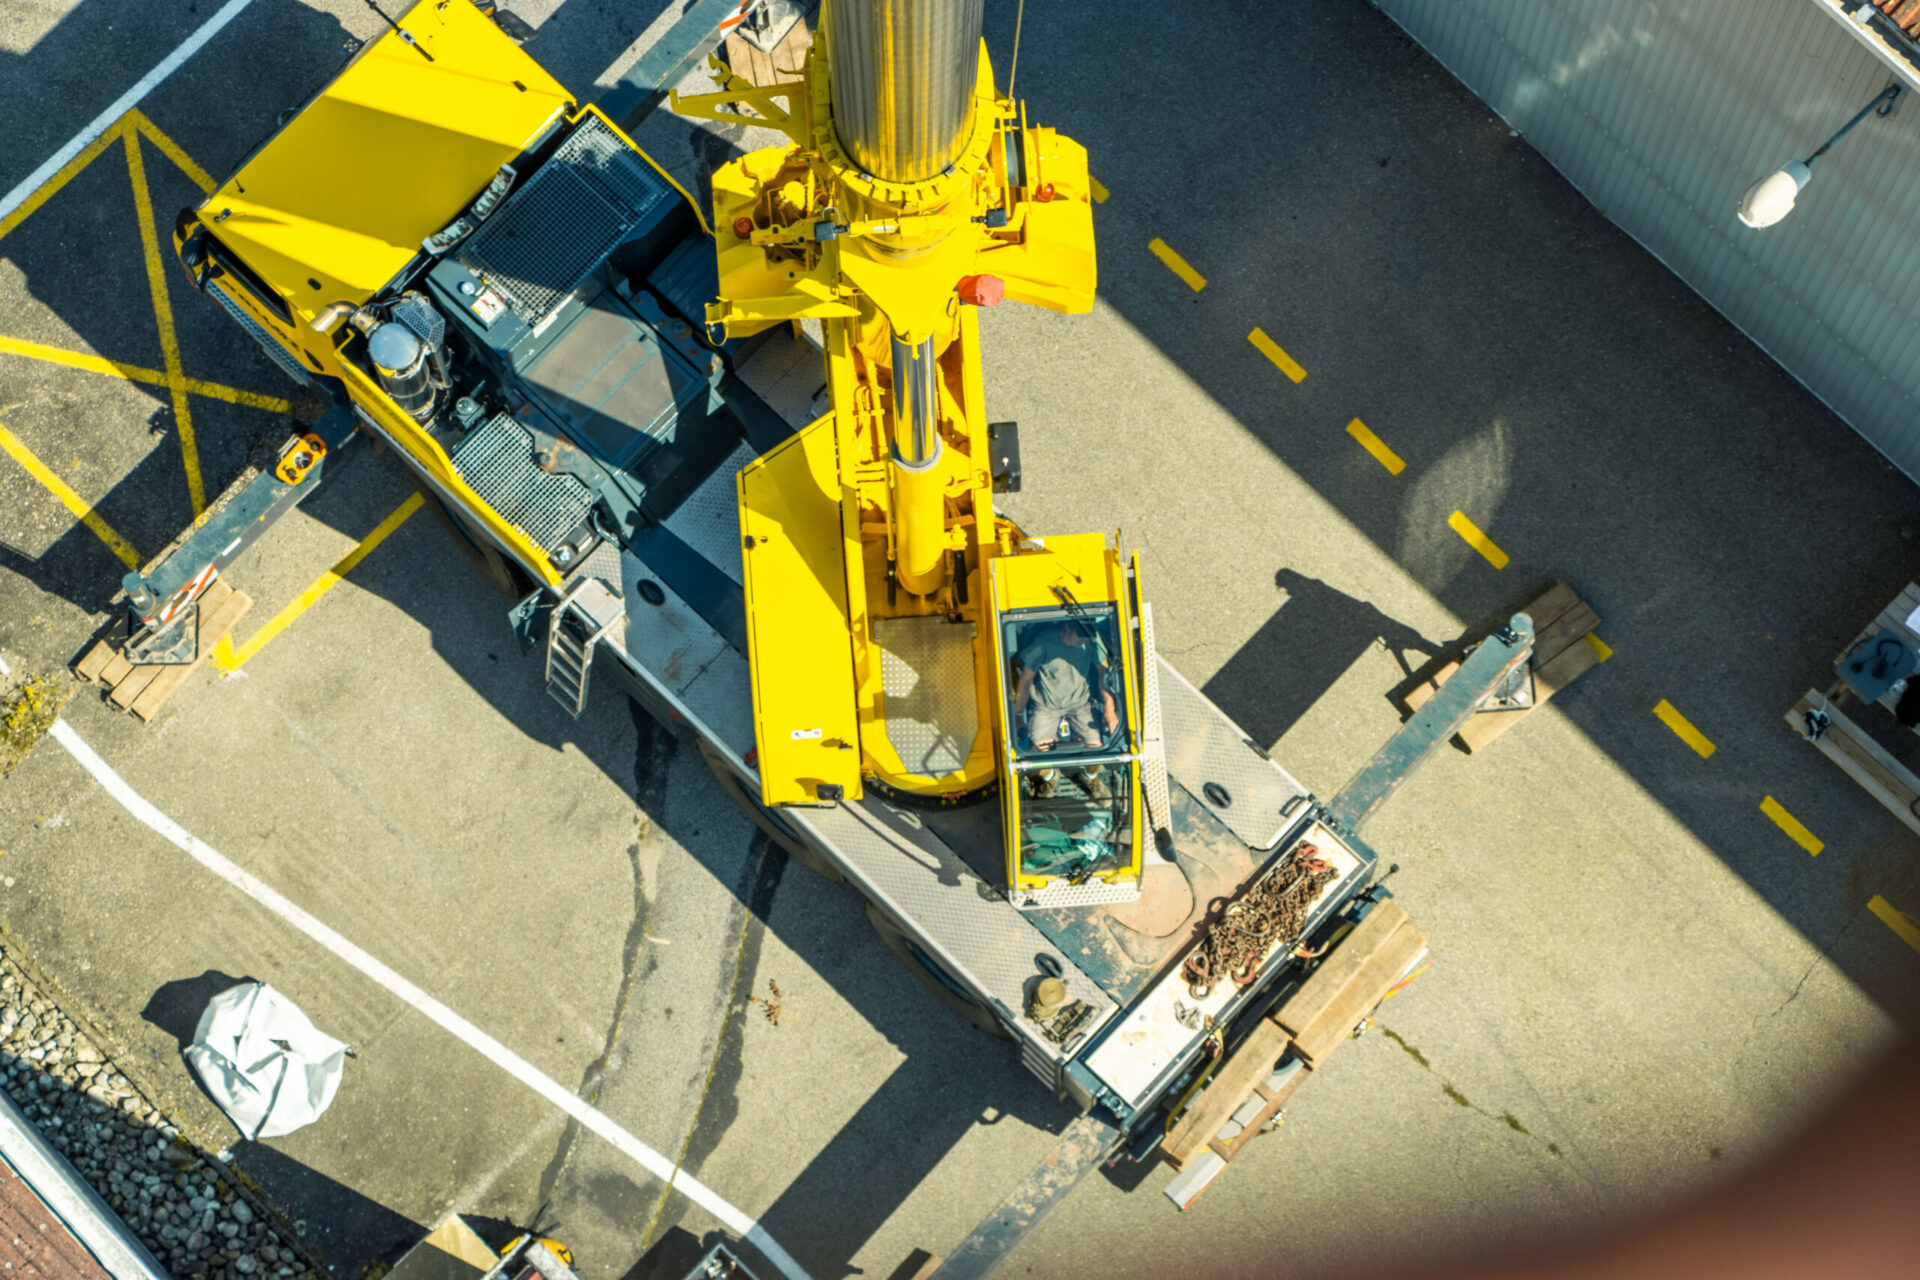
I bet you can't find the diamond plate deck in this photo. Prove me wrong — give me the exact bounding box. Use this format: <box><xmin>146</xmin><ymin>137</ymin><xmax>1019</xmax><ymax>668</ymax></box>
<box><xmin>736</xmin><ymin>325</ymin><xmax>827</xmax><ymax>428</ymax></box>
<box><xmin>787</xmin><ymin>799</ymin><xmax>1118</xmax><ymax>1060</ymax></box>
<box><xmin>1158</xmin><ymin>658</ymin><xmax>1310</xmax><ymax>850</ymax></box>
<box><xmin>661</xmin><ymin>442</ymin><xmax>753</xmax><ymax>585</ymax></box>
<box><xmin>875</xmin><ymin>615</ymin><xmax>977</xmax><ymax>779</ymax></box>
<box><xmin>1009</xmin><ymin>877</ymin><xmax>1142</xmax><ymax>910</ymax></box>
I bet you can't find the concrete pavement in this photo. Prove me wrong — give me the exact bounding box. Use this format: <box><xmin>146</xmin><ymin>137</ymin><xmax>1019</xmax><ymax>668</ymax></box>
<box><xmin>3</xmin><ymin>3</ymin><xmax>1917</xmax><ymax>1280</ymax></box>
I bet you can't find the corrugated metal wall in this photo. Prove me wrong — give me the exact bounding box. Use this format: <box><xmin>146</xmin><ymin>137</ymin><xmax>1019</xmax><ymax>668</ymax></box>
<box><xmin>1372</xmin><ymin>0</ymin><xmax>1920</xmax><ymax>477</ymax></box>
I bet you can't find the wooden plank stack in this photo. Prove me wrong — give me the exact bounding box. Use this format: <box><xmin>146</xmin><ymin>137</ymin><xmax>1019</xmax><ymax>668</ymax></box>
<box><xmin>1787</xmin><ymin>693</ymin><xmax>1920</xmax><ymax>836</ymax></box>
<box><xmin>72</xmin><ymin>581</ymin><xmax>251</xmax><ymax>721</ymax></box>
<box><xmin>1403</xmin><ymin>581</ymin><xmax>1605</xmax><ymax>753</ymax></box>
<box><xmin>723</xmin><ymin>19</ymin><xmax>810</xmax><ymax>89</ymax></box>
<box><xmin>1160</xmin><ymin>900</ymin><xmax>1428</xmax><ymax>1184</ymax></box>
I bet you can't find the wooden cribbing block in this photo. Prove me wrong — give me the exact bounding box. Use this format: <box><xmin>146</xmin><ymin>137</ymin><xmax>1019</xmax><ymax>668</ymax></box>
<box><xmin>73</xmin><ymin>641</ymin><xmax>116</xmax><ymax>683</ymax></box>
<box><xmin>1788</xmin><ymin>693</ymin><xmax>1920</xmax><ymax>837</ymax></box>
<box><xmin>1161</xmin><ymin>1016</ymin><xmax>1291</xmax><ymax>1169</ymax></box>
<box><xmin>1272</xmin><ymin>899</ymin><xmax>1408</xmax><ymax>1041</ymax></box>
<box><xmin>74</xmin><ymin>581</ymin><xmax>251</xmax><ymax>721</ymax></box>
<box><xmin>127</xmin><ymin>587</ymin><xmax>251</xmax><ymax>720</ymax></box>
<box><xmin>1402</xmin><ymin>581</ymin><xmax>1604</xmax><ymax>753</ymax></box>
<box><xmin>1211</xmin><ymin>1059</ymin><xmax>1315</xmax><ymax>1164</ymax></box>
<box><xmin>1287</xmin><ymin>922</ymin><xmax>1427</xmax><ymax>1064</ymax></box>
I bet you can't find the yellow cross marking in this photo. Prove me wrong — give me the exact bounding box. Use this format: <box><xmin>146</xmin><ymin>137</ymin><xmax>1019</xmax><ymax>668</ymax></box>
<box><xmin>1652</xmin><ymin>698</ymin><xmax>1716</xmax><ymax>758</ymax></box>
<box><xmin>1248</xmin><ymin>327</ymin><xmax>1307</xmax><ymax>383</ymax></box>
<box><xmin>1088</xmin><ymin>176</ymin><xmax>1110</xmax><ymax>204</ymax></box>
<box><xmin>1584</xmin><ymin>632</ymin><xmax>1613</xmax><ymax>662</ymax></box>
<box><xmin>123</xmin><ymin>120</ymin><xmax>205</xmax><ymax>515</ymax></box>
<box><xmin>1447</xmin><ymin>510</ymin><xmax>1509</xmax><ymax>568</ymax></box>
<box><xmin>0</xmin><ymin>420</ymin><xmax>142</xmax><ymax>569</ymax></box>
<box><xmin>1148</xmin><ymin>238</ymin><xmax>1207</xmax><ymax>291</ymax></box>
<box><xmin>1759</xmin><ymin>796</ymin><xmax>1823</xmax><ymax>856</ymax></box>
<box><xmin>0</xmin><ymin>109</ymin><xmax>263</xmax><ymax>533</ymax></box>
<box><xmin>212</xmin><ymin>494</ymin><xmax>425</xmax><ymax>673</ymax></box>
<box><xmin>0</xmin><ymin>335</ymin><xmax>291</xmax><ymax>412</ymax></box>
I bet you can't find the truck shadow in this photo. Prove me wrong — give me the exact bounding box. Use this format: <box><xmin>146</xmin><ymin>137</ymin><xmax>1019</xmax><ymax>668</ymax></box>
<box><xmin>1006</xmin><ymin>0</ymin><xmax>1920</xmax><ymax>1036</ymax></box>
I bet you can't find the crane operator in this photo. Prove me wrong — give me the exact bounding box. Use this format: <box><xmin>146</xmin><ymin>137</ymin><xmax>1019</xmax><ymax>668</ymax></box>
<box><xmin>1015</xmin><ymin>620</ymin><xmax>1120</xmax><ymax>799</ymax></box>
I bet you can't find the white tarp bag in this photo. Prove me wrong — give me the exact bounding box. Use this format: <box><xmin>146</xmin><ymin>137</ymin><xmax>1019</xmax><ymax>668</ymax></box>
<box><xmin>184</xmin><ymin>982</ymin><xmax>348</xmax><ymax>1140</ymax></box>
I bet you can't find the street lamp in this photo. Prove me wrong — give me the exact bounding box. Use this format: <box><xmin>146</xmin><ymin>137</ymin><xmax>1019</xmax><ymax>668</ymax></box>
<box><xmin>1738</xmin><ymin>82</ymin><xmax>1902</xmax><ymax>228</ymax></box>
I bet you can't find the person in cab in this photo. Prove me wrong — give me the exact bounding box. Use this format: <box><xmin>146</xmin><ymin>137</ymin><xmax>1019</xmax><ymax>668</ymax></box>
<box><xmin>1014</xmin><ymin>619</ymin><xmax>1119</xmax><ymax>798</ymax></box>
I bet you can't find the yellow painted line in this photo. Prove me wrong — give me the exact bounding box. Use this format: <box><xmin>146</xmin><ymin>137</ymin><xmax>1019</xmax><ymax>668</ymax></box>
<box><xmin>1760</xmin><ymin>796</ymin><xmax>1823</xmax><ymax>856</ymax></box>
<box><xmin>129</xmin><ymin>109</ymin><xmax>215</xmax><ymax>195</ymax></box>
<box><xmin>1148</xmin><ymin>237</ymin><xmax>1206</xmax><ymax>291</ymax></box>
<box><xmin>213</xmin><ymin>493</ymin><xmax>425</xmax><ymax>673</ymax></box>
<box><xmin>0</xmin><ymin>122</ymin><xmax>122</xmax><ymax>244</ymax></box>
<box><xmin>1447</xmin><ymin>510</ymin><xmax>1508</xmax><ymax>569</ymax></box>
<box><xmin>125</xmin><ymin>125</ymin><xmax>205</xmax><ymax>516</ymax></box>
<box><xmin>0</xmin><ymin>334</ymin><xmax>292</xmax><ymax>413</ymax></box>
<box><xmin>1584</xmin><ymin>632</ymin><xmax>1613</xmax><ymax>662</ymax></box>
<box><xmin>1868</xmin><ymin>895</ymin><xmax>1920</xmax><ymax>956</ymax></box>
<box><xmin>0</xmin><ymin>421</ymin><xmax>141</xmax><ymax>569</ymax></box>
<box><xmin>1088</xmin><ymin>176</ymin><xmax>1109</xmax><ymax>204</ymax></box>
<box><xmin>1247</xmin><ymin>327</ymin><xmax>1307</xmax><ymax>384</ymax></box>
<box><xmin>1653</xmin><ymin>698</ymin><xmax>1716</xmax><ymax>758</ymax></box>
<box><xmin>1346</xmin><ymin>417</ymin><xmax>1405</xmax><ymax>475</ymax></box>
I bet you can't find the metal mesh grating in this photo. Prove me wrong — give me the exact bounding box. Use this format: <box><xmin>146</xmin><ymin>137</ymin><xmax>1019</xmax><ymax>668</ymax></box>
<box><xmin>451</xmin><ymin>414</ymin><xmax>593</xmax><ymax>550</ymax></box>
<box><xmin>551</xmin><ymin>116</ymin><xmax>672</xmax><ymax>216</ymax></box>
<box><xmin>208</xmin><ymin>284</ymin><xmax>309</xmax><ymax>386</ymax></box>
<box><xmin>460</xmin><ymin>116</ymin><xmax>672</xmax><ymax>322</ymax></box>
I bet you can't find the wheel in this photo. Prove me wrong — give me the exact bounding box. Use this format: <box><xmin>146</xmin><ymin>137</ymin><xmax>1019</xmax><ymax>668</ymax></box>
<box><xmin>696</xmin><ymin>740</ymin><xmax>843</xmax><ymax>882</ymax></box>
<box><xmin>415</xmin><ymin>481</ymin><xmax>531</xmax><ymax>597</ymax></box>
<box><xmin>864</xmin><ymin>901</ymin><xmax>1010</xmax><ymax>1040</ymax></box>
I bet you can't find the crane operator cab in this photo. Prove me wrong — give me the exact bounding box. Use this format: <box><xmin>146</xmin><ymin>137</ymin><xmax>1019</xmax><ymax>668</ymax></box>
<box><xmin>990</xmin><ymin>533</ymin><xmax>1146</xmax><ymax>906</ymax></box>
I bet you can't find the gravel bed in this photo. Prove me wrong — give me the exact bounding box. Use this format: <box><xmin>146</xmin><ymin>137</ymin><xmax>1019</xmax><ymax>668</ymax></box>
<box><xmin>1</xmin><ymin>947</ymin><xmax>323</xmax><ymax>1280</ymax></box>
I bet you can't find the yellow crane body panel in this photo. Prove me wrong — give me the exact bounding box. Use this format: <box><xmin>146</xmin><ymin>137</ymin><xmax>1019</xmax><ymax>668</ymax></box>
<box><xmin>738</xmin><ymin>416</ymin><xmax>866</xmax><ymax>807</ymax></box>
<box><xmin>196</xmin><ymin>0</ymin><xmax>571</xmax><ymax>317</ymax></box>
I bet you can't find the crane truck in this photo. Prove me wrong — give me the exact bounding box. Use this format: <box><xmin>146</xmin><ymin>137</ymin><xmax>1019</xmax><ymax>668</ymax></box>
<box><xmin>108</xmin><ymin>1</ymin><xmax>1535</xmax><ymax>1274</ymax></box>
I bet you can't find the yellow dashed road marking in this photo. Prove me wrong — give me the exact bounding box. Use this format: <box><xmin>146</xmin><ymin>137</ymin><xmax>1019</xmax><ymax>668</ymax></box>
<box><xmin>0</xmin><ymin>421</ymin><xmax>142</xmax><ymax>569</ymax></box>
<box><xmin>1248</xmin><ymin>327</ymin><xmax>1307</xmax><ymax>383</ymax></box>
<box><xmin>1868</xmin><ymin>895</ymin><xmax>1920</xmax><ymax>956</ymax></box>
<box><xmin>1346</xmin><ymin>418</ymin><xmax>1405</xmax><ymax>475</ymax></box>
<box><xmin>1148</xmin><ymin>237</ymin><xmax>1206</xmax><ymax>291</ymax></box>
<box><xmin>212</xmin><ymin>493</ymin><xmax>424</xmax><ymax>672</ymax></box>
<box><xmin>1653</xmin><ymin>698</ymin><xmax>1716</xmax><ymax>758</ymax></box>
<box><xmin>1088</xmin><ymin>176</ymin><xmax>1109</xmax><ymax>203</ymax></box>
<box><xmin>124</xmin><ymin>123</ymin><xmax>204</xmax><ymax>517</ymax></box>
<box><xmin>1447</xmin><ymin>510</ymin><xmax>1508</xmax><ymax>568</ymax></box>
<box><xmin>1585</xmin><ymin>632</ymin><xmax>1613</xmax><ymax>662</ymax></box>
<box><xmin>1760</xmin><ymin>796</ymin><xmax>1823</xmax><ymax>856</ymax></box>
<box><xmin>0</xmin><ymin>335</ymin><xmax>292</xmax><ymax>412</ymax></box>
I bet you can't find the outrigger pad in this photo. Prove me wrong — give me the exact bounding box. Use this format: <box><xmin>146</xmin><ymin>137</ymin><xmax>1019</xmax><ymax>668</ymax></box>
<box><xmin>123</xmin><ymin>601</ymin><xmax>200</xmax><ymax>667</ymax></box>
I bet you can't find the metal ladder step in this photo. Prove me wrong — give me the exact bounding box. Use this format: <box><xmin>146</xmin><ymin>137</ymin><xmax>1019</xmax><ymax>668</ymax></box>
<box><xmin>545</xmin><ymin>577</ymin><xmax>625</xmax><ymax>718</ymax></box>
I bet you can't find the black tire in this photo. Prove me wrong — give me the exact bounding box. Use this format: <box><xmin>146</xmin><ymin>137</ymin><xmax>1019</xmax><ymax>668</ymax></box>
<box><xmin>696</xmin><ymin>740</ymin><xmax>844</xmax><ymax>882</ymax></box>
<box><xmin>864</xmin><ymin>901</ymin><xmax>1010</xmax><ymax>1040</ymax></box>
<box><xmin>414</xmin><ymin>481</ymin><xmax>531</xmax><ymax>597</ymax></box>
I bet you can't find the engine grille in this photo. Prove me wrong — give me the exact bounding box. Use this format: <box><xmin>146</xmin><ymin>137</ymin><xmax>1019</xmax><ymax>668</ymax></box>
<box><xmin>451</xmin><ymin>414</ymin><xmax>594</xmax><ymax>551</ymax></box>
<box><xmin>459</xmin><ymin>116</ymin><xmax>671</xmax><ymax>323</ymax></box>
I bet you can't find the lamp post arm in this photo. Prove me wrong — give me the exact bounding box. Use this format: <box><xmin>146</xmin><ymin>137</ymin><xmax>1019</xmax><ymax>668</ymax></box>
<box><xmin>1807</xmin><ymin>83</ymin><xmax>1902</xmax><ymax>166</ymax></box>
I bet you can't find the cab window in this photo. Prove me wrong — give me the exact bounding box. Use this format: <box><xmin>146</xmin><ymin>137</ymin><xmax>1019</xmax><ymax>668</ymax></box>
<box><xmin>1019</xmin><ymin>762</ymin><xmax>1135</xmax><ymax>880</ymax></box>
<box><xmin>1002</xmin><ymin>606</ymin><xmax>1125</xmax><ymax>762</ymax></box>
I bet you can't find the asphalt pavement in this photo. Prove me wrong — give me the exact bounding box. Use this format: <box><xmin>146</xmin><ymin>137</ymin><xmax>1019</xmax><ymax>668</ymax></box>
<box><xmin>3</xmin><ymin>3</ymin><xmax>1918</xmax><ymax>1280</ymax></box>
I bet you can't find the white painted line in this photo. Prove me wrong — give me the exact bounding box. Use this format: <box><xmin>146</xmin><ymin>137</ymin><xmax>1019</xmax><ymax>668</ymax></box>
<box><xmin>47</xmin><ymin>717</ymin><xmax>811</xmax><ymax>1280</ymax></box>
<box><xmin>0</xmin><ymin>0</ymin><xmax>256</xmax><ymax>226</ymax></box>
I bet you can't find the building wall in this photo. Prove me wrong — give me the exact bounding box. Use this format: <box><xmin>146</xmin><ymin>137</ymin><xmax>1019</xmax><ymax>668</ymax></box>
<box><xmin>1372</xmin><ymin>0</ymin><xmax>1920</xmax><ymax>477</ymax></box>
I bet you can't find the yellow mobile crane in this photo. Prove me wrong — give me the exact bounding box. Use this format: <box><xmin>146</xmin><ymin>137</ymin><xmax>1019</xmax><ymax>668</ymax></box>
<box><xmin>125</xmin><ymin>2</ymin><xmax>1532</xmax><ymax>1269</ymax></box>
<box><xmin>673</xmin><ymin>0</ymin><xmax>1145</xmax><ymax>900</ymax></box>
